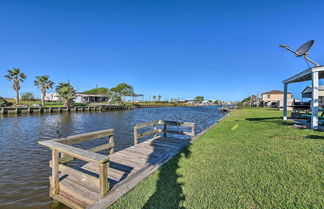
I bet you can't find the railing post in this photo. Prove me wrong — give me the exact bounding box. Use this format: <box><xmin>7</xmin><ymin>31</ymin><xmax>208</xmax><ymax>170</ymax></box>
<box><xmin>153</xmin><ymin>124</ymin><xmax>157</xmax><ymax>137</ymax></box>
<box><xmin>109</xmin><ymin>135</ymin><xmax>114</xmax><ymax>154</ymax></box>
<box><xmin>163</xmin><ymin>123</ymin><xmax>167</xmax><ymax>137</ymax></box>
<box><xmin>99</xmin><ymin>162</ymin><xmax>108</xmax><ymax>197</ymax></box>
<box><xmin>134</xmin><ymin>126</ymin><xmax>138</xmax><ymax>145</ymax></box>
<box><xmin>191</xmin><ymin>124</ymin><xmax>196</xmax><ymax>137</ymax></box>
<box><xmin>51</xmin><ymin>149</ymin><xmax>60</xmax><ymax>195</ymax></box>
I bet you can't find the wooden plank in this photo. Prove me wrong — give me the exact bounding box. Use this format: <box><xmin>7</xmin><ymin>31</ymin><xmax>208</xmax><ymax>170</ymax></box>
<box><xmin>164</xmin><ymin>129</ymin><xmax>192</xmax><ymax>136</ymax></box>
<box><xmin>59</xmin><ymin>178</ymin><xmax>99</xmax><ymax>207</ymax></box>
<box><xmin>134</xmin><ymin>127</ymin><xmax>138</xmax><ymax>145</ymax></box>
<box><xmin>81</xmin><ymin>163</ymin><xmax>126</xmax><ymax>183</ymax></box>
<box><xmin>161</xmin><ymin>120</ymin><xmax>195</xmax><ymax>127</ymax></box>
<box><xmin>55</xmin><ymin>129</ymin><xmax>114</xmax><ymax>145</ymax></box>
<box><xmin>52</xmin><ymin>193</ymin><xmax>84</xmax><ymax>209</ymax></box>
<box><xmin>109</xmin><ymin>135</ymin><xmax>114</xmax><ymax>154</ymax></box>
<box><xmin>137</xmin><ymin>130</ymin><xmax>157</xmax><ymax>138</ymax></box>
<box><xmin>89</xmin><ymin>143</ymin><xmax>114</xmax><ymax>153</ymax></box>
<box><xmin>39</xmin><ymin>140</ymin><xmax>109</xmax><ymax>163</ymax></box>
<box><xmin>58</xmin><ymin>164</ymin><xmax>99</xmax><ymax>190</ymax></box>
<box><xmin>134</xmin><ymin>120</ymin><xmax>159</xmax><ymax>129</ymax></box>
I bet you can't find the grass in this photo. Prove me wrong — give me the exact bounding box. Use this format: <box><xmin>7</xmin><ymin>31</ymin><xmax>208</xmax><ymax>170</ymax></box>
<box><xmin>109</xmin><ymin>108</ymin><xmax>323</xmax><ymax>209</ymax></box>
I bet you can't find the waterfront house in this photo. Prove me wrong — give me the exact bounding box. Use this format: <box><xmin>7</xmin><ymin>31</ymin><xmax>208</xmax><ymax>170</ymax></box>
<box><xmin>74</xmin><ymin>93</ymin><xmax>108</xmax><ymax>103</ymax></box>
<box><xmin>261</xmin><ymin>90</ymin><xmax>293</xmax><ymax>109</ymax></box>
<box><xmin>45</xmin><ymin>93</ymin><xmax>108</xmax><ymax>103</ymax></box>
<box><xmin>44</xmin><ymin>92</ymin><xmax>61</xmax><ymax>102</ymax></box>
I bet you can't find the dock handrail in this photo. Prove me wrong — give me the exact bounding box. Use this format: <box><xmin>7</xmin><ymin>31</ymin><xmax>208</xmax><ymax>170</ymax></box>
<box><xmin>38</xmin><ymin>129</ymin><xmax>114</xmax><ymax>198</ymax></box>
<box><xmin>133</xmin><ymin>120</ymin><xmax>195</xmax><ymax>145</ymax></box>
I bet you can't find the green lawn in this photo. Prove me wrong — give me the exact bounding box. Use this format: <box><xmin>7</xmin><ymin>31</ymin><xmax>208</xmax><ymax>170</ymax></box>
<box><xmin>109</xmin><ymin>108</ymin><xmax>323</xmax><ymax>209</ymax></box>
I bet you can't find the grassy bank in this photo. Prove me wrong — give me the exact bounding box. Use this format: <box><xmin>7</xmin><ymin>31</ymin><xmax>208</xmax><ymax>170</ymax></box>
<box><xmin>110</xmin><ymin>108</ymin><xmax>323</xmax><ymax>209</ymax></box>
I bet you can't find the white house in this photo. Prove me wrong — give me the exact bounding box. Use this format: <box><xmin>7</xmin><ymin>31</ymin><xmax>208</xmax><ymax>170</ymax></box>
<box><xmin>45</xmin><ymin>92</ymin><xmax>61</xmax><ymax>102</ymax></box>
<box><xmin>45</xmin><ymin>93</ymin><xmax>108</xmax><ymax>103</ymax></box>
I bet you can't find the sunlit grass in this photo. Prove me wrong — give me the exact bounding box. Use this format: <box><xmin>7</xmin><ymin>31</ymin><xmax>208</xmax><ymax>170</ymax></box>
<box><xmin>109</xmin><ymin>108</ymin><xmax>324</xmax><ymax>209</ymax></box>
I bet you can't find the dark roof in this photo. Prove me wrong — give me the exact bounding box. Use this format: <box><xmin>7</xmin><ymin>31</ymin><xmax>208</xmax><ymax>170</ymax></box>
<box><xmin>262</xmin><ymin>90</ymin><xmax>292</xmax><ymax>95</ymax></box>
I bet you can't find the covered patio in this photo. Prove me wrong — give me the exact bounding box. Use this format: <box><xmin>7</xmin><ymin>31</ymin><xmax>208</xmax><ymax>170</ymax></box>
<box><xmin>283</xmin><ymin>66</ymin><xmax>324</xmax><ymax>129</ymax></box>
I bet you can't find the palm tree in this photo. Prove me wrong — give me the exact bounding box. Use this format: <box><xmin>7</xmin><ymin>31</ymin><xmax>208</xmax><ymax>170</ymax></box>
<box><xmin>158</xmin><ymin>95</ymin><xmax>161</xmax><ymax>102</ymax></box>
<box><xmin>34</xmin><ymin>75</ymin><xmax>55</xmax><ymax>106</ymax></box>
<box><xmin>4</xmin><ymin>68</ymin><xmax>27</xmax><ymax>105</ymax></box>
<box><xmin>153</xmin><ymin>95</ymin><xmax>156</xmax><ymax>102</ymax></box>
<box><xmin>56</xmin><ymin>82</ymin><xmax>76</xmax><ymax>107</ymax></box>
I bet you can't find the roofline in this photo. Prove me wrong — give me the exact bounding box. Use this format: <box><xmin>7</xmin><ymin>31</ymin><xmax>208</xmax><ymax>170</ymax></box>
<box><xmin>282</xmin><ymin>66</ymin><xmax>324</xmax><ymax>84</ymax></box>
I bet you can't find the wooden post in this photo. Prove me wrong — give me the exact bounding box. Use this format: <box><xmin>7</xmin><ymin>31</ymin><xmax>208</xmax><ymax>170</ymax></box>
<box><xmin>163</xmin><ymin>123</ymin><xmax>167</xmax><ymax>137</ymax></box>
<box><xmin>191</xmin><ymin>124</ymin><xmax>196</xmax><ymax>137</ymax></box>
<box><xmin>134</xmin><ymin>126</ymin><xmax>138</xmax><ymax>145</ymax></box>
<box><xmin>153</xmin><ymin>124</ymin><xmax>157</xmax><ymax>137</ymax></box>
<box><xmin>109</xmin><ymin>135</ymin><xmax>114</xmax><ymax>154</ymax></box>
<box><xmin>311</xmin><ymin>70</ymin><xmax>319</xmax><ymax>129</ymax></box>
<box><xmin>283</xmin><ymin>83</ymin><xmax>288</xmax><ymax>120</ymax></box>
<box><xmin>99</xmin><ymin>162</ymin><xmax>108</xmax><ymax>197</ymax></box>
<box><xmin>51</xmin><ymin>149</ymin><xmax>60</xmax><ymax>195</ymax></box>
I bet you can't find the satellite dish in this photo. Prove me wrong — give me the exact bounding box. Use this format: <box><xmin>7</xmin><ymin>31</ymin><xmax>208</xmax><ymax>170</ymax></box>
<box><xmin>295</xmin><ymin>40</ymin><xmax>314</xmax><ymax>56</ymax></box>
<box><xmin>279</xmin><ymin>40</ymin><xmax>319</xmax><ymax>67</ymax></box>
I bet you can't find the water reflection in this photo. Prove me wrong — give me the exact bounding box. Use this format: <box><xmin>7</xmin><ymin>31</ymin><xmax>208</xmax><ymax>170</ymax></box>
<box><xmin>0</xmin><ymin>106</ymin><xmax>225</xmax><ymax>209</ymax></box>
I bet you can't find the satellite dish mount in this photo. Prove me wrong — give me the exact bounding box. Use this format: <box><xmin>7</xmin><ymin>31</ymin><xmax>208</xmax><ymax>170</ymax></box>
<box><xmin>279</xmin><ymin>40</ymin><xmax>320</xmax><ymax>67</ymax></box>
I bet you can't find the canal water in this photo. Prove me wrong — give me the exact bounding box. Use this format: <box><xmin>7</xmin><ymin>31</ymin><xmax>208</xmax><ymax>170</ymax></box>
<box><xmin>0</xmin><ymin>106</ymin><xmax>226</xmax><ymax>209</ymax></box>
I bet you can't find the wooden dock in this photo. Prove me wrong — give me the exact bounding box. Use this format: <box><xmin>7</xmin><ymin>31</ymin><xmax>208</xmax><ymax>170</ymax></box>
<box><xmin>39</xmin><ymin>120</ymin><xmax>195</xmax><ymax>209</ymax></box>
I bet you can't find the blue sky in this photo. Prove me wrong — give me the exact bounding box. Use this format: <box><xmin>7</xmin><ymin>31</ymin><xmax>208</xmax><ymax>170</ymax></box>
<box><xmin>1</xmin><ymin>0</ymin><xmax>324</xmax><ymax>101</ymax></box>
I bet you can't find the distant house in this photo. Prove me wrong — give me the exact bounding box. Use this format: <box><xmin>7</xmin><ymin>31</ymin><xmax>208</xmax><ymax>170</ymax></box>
<box><xmin>45</xmin><ymin>92</ymin><xmax>60</xmax><ymax>102</ymax></box>
<box><xmin>45</xmin><ymin>93</ymin><xmax>108</xmax><ymax>103</ymax></box>
<box><xmin>261</xmin><ymin>90</ymin><xmax>293</xmax><ymax>109</ymax></box>
<box><xmin>74</xmin><ymin>93</ymin><xmax>108</xmax><ymax>103</ymax></box>
<box><xmin>302</xmin><ymin>85</ymin><xmax>324</xmax><ymax>106</ymax></box>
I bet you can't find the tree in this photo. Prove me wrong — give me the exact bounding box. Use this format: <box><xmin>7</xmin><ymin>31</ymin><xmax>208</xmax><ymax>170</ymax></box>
<box><xmin>158</xmin><ymin>95</ymin><xmax>161</xmax><ymax>102</ymax></box>
<box><xmin>110</xmin><ymin>83</ymin><xmax>135</xmax><ymax>102</ymax></box>
<box><xmin>4</xmin><ymin>68</ymin><xmax>27</xmax><ymax>105</ymax></box>
<box><xmin>195</xmin><ymin>96</ymin><xmax>204</xmax><ymax>103</ymax></box>
<box><xmin>56</xmin><ymin>82</ymin><xmax>76</xmax><ymax>107</ymax></box>
<box><xmin>21</xmin><ymin>92</ymin><xmax>35</xmax><ymax>100</ymax></box>
<box><xmin>34</xmin><ymin>75</ymin><xmax>55</xmax><ymax>105</ymax></box>
<box><xmin>153</xmin><ymin>95</ymin><xmax>156</xmax><ymax>101</ymax></box>
<box><xmin>84</xmin><ymin>87</ymin><xmax>109</xmax><ymax>95</ymax></box>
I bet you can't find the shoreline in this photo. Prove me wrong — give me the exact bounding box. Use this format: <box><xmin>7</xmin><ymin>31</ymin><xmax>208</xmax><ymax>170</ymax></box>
<box><xmin>0</xmin><ymin>104</ymin><xmax>215</xmax><ymax>116</ymax></box>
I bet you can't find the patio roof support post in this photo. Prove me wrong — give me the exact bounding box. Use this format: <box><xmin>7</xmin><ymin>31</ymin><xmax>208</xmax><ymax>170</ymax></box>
<box><xmin>283</xmin><ymin>83</ymin><xmax>288</xmax><ymax>120</ymax></box>
<box><xmin>311</xmin><ymin>70</ymin><xmax>319</xmax><ymax>129</ymax></box>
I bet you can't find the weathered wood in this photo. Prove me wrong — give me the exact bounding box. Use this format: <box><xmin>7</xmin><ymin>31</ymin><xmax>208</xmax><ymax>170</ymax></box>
<box><xmin>55</xmin><ymin>129</ymin><xmax>114</xmax><ymax>145</ymax></box>
<box><xmin>134</xmin><ymin>126</ymin><xmax>138</xmax><ymax>145</ymax></box>
<box><xmin>58</xmin><ymin>164</ymin><xmax>99</xmax><ymax>189</ymax></box>
<box><xmin>39</xmin><ymin>140</ymin><xmax>109</xmax><ymax>163</ymax></box>
<box><xmin>51</xmin><ymin>149</ymin><xmax>60</xmax><ymax>195</ymax></box>
<box><xmin>137</xmin><ymin>130</ymin><xmax>157</xmax><ymax>138</ymax></box>
<box><xmin>134</xmin><ymin>120</ymin><xmax>159</xmax><ymax>129</ymax></box>
<box><xmin>161</xmin><ymin>120</ymin><xmax>195</xmax><ymax>127</ymax></box>
<box><xmin>99</xmin><ymin>162</ymin><xmax>108</xmax><ymax>197</ymax></box>
<box><xmin>89</xmin><ymin>143</ymin><xmax>114</xmax><ymax>153</ymax></box>
<box><xmin>163</xmin><ymin>129</ymin><xmax>193</xmax><ymax>136</ymax></box>
<box><xmin>109</xmin><ymin>135</ymin><xmax>114</xmax><ymax>154</ymax></box>
<box><xmin>153</xmin><ymin>124</ymin><xmax>157</xmax><ymax>137</ymax></box>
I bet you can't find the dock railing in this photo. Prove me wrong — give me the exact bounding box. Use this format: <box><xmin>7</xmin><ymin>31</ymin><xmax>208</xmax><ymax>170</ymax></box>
<box><xmin>133</xmin><ymin>120</ymin><xmax>195</xmax><ymax>144</ymax></box>
<box><xmin>38</xmin><ymin>129</ymin><xmax>114</xmax><ymax>198</ymax></box>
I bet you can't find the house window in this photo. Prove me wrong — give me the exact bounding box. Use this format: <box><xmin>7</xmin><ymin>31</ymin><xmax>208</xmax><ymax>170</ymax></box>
<box><xmin>267</xmin><ymin>94</ymin><xmax>271</xmax><ymax>99</ymax></box>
